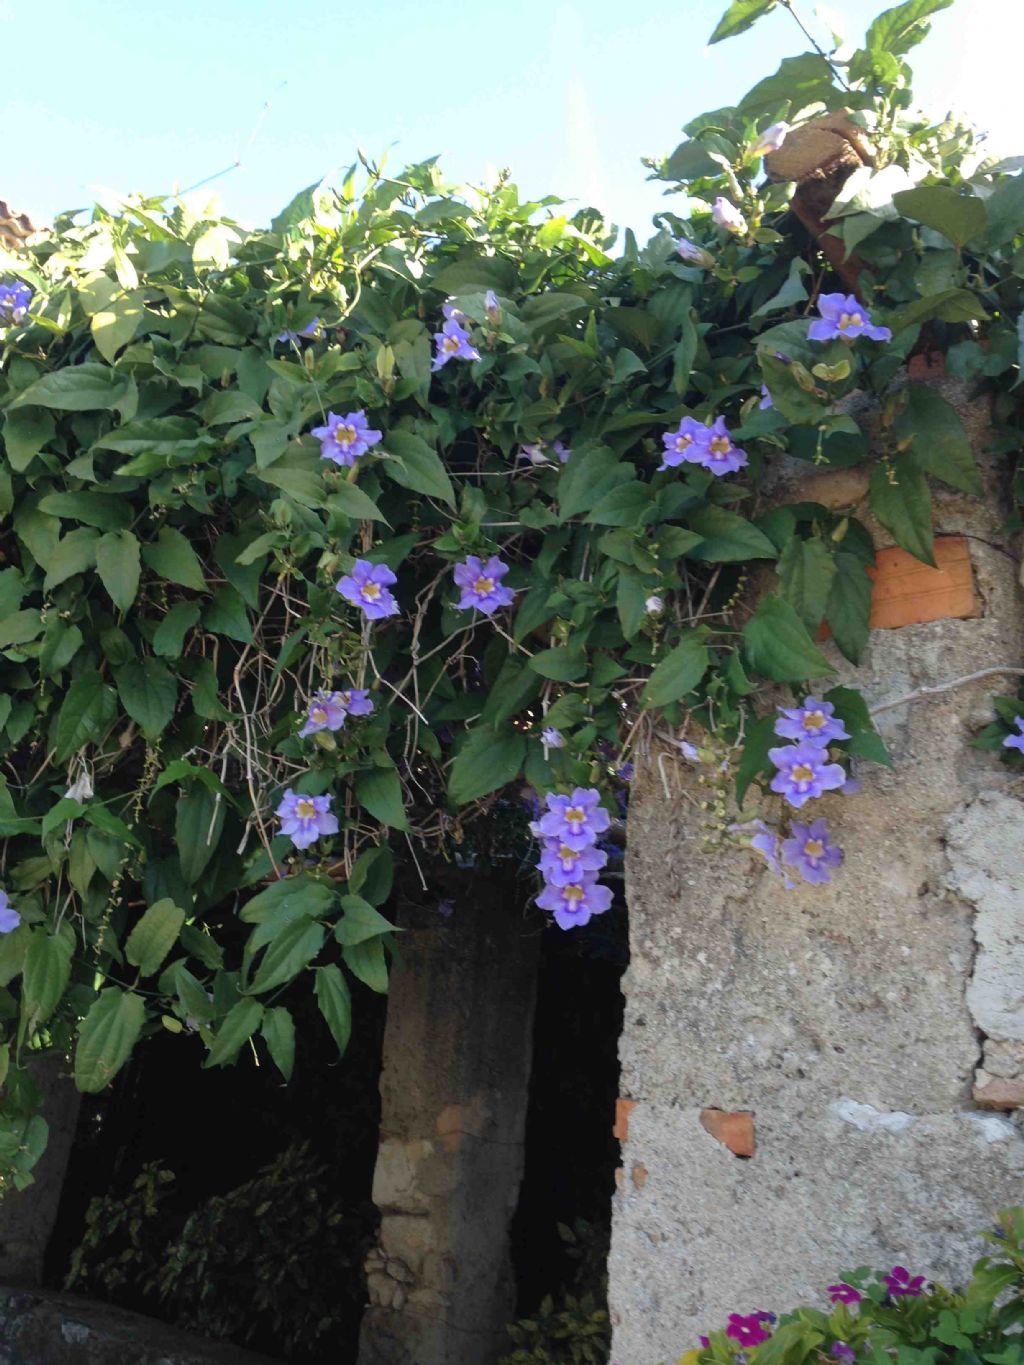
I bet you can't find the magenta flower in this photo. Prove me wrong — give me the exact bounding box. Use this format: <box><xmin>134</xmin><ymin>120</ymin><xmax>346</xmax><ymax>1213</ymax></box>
<box><xmin>782</xmin><ymin>818</ymin><xmax>843</xmax><ymax>885</ymax></box>
<box><xmin>299</xmin><ymin>690</ymin><xmax>349</xmax><ymax>737</ymax></box>
<box><xmin>1002</xmin><ymin>716</ymin><xmax>1024</xmax><ymax>753</ymax></box>
<box><xmin>537</xmin><ymin>840</ymin><xmax>608</xmax><ymax>887</ymax></box>
<box><xmin>0</xmin><ymin>891</ymin><xmax>20</xmax><ymax>935</ymax></box>
<box><xmin>485</xmin><ymin>289</ymin><xmax>501</xmax><ymax>322</ymax></box>
<box><xmin>337</xmin><ymin>687</ymin><xmax>374</xmax><ymax>717</ymax></box>
<box><xmin>336</xmin><ymin>560</ymin><xmax>400</xmax><ymax>619</ymax></box>
<box><xmin>775</xmin><ymin>696</ymin><xmax>850</xmax><ymax>747</ymax></box>
<box><xmin>695</xmin><ymin>416</ymin><xmax>748</xmax><ymax>476</ymax></box>
<box><xmin>537</xmin><ymin>788</ymin><xmax>611</xmax><ymax>851</ymax></box>
<box><xmin>311</xmin><ymin>410</ymin><xmax>383</xmax><ymax>467</ymax></box>
<box><xmin>536</xmin><ymin>872</ymin><xmax>613</xmax><ymax>930</ymax></box>
<box><xmin>0</xmin><ymin>281</ymin><xmax>32</xmax><ymax>325</ymax></box>
<box><xmin>432</xmin><ymin>317</ymin><xmax>480</xmax><ymax>371</ymax></box>
<box><xmin>712</xmin><ymin>198</ymin><xmax>747</xmax><ymax>235</ymax></box>
<box><xmin>831</xmin><ymin>1345</ymin><xmax>856</xmax><ymax>1363</ymax></box>
<box><xmin>725</xmin><ymin>1313</ymin><xmax>772</xmax><ymax>1348</ymax></box>
<box><xmin>674</xmin><ymin>237</ymin><xmax>714</xmax><ymax>268</ymax></box>
<box><xmin>827</xmin><ymin>1283</ymin><xmax>862</xmax><ymax>1306</ymax></box>
<box><xmin>751</xmin><ymin>121</ymin><xmax>789</xmax><ymax>155</ymax></box>
<box><xmin>275</xmin><ymin>789</ymin><xmax>339</xmax><ymax>850</ymax></box>
<box><xmin>453</xmin><ymin>555</ymin><xmax>515</xmax><ymax>614</ymax></box>
<box><xmin>769</xmin><ymin>743</ymin><xmax>846</xmax><ymax>808</ymax></box>
<box><xmin>660</xmin><ymin>416</ymin><xmax>710</xmax><ymax>470</ymax></box>
<box><xmin>808</xmin><ymin>293</ymin><xmax>892</xmax><ymax>343</ymax></box>
<box><xmin>883</xmin><ymin>1266</ymin><xmax>926</xmax><ymax>1298</ymax></box>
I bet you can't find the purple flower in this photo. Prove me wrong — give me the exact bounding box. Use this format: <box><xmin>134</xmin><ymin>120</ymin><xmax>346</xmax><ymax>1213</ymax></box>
<box><xmin>0</xmin><ymin>281</ymin><xmax>32</xmax><ymax>325</ymax></box>
<box><xmin>310</xmin><ymin>409</ymin><xmax>383</xmax><ymax>467</ymax></box>
<box><xmin>336</xmin><ymin>559</ymin><xmax>400</xmax><ymax>619</ymax></box>
<box><xmin>536</xmin><ymin>872</ymin><xmax>613</xmax><ymax>930</ymax></box>
<box><xmin>438</xmin><ymin>898</ymin><xmax>455</xmax><ymax>918</ymax></box>
<box><xmin>782</xmin><ymin>817</ymin><xmax>843</xmax><ymax>885</ymax></box>
<box><xmin>275</xmin><ymin>788</ymin><xmax>339</xmax><ymax>850</ymax></box>
<box><xmin>0</xmin><ymin>891</ymin><xmax>20</xmax><ymax>935</ymax></box>
<box><xmin>616</xmin><ymin>762</ymin><xmax>635</xmax><ymax>782</ymax></box>
<box><xmin>645</xmin><ymin>595</ymin><xmax>664</xmax><ymax>614</ymax></box>
<box><xmin>769</xmin><ymin>743</ymin><xmax>847</xmax><ymax>809</ymax></box>
<box><xmin>831</xmin><ymin>1344</ymin><xmax>856</xmax><ymax>1363</ymax></box>
<box><xmin>537</xmin><ymin>840</ymin><xmax>608</xmax><ymax>887</ymax></box>
<box><xmin>542</xmin><ymin>727</ymin><xmax>564</xmax><ymax>748</ymax></box>
<box><xmin>519</xmin><ymin>442</ymin><xmax>551</xmax><ymax>466</ymax></box>
<box><xmin>552</xmin><ymin>440</ymin><xmax>572</xmax><ymax>464</ymax></box>
<box><xmin>680</xmin><ymin>740</ymin><xmax>700</xmax><ymax>762</ymax></box>
<box><xmin>660</xmin><ymin>416</ymin><xmax>710</xmax><ymax>470</ymax></box>
<box><xmin>1002</xmin><ymin>716</ymin><xmax>1024</xmax><ymax>753</ymax></box>
<box><xmin>674</xmin><ymin>237</ymin><xmax>714</xmax><ymax>268</ymax></box>
<box><xmin>337</xmin><ymin>687</ymin><xmax>374</xmax><ymax>717</ymax></box>
<box><xmin>751</xmin><ymin>825</ymin><xmax>783</xmax><ymax>875</ymax></box>
<box><xmin>883</xmin><ymin>1266</ymin><xmax>926</xmax><ymax>1298</ymax></box>
<box><xmin>827</xmin><ymin>1283</ymin><xmax>862</xmax><ymax>1306</ymax></box>
<box><xmin>759</xmin><ymin>385</ymin><xmax>774</xmax><ymax>410</ymax></box>
<box><xmin>725</xmin><ymin>1314</ymin><xmax>772</xmax><ymax>1348</ymax></box>
<box><xmin>276</xmin><ymin>317</ymin><xmax>321</xmax><ymax>343</ymax></box>
<box><xmin>299</xmin><ymin>689</ymin><xmax>348</xmax><ymax>737</ymax></box>
<box><xmin>712</xmin><ymin>198</ymin><xmax>747</xmax><ymax>235</ymax></box>
<box><xmin>699</xmin><ymin>1337</ymin><xmax>710</xmax><ymax>1350</ymax></box>
<box><xmin>537</xmin><ymin>788</ymin><xmax>611</xmax><ymax>851</ymax></box>
<box><xmin>432</xmin><ymin>317</ymin><xmax>480</xmax><ymax>371</ymax></box>
<box><xmin>808</xmin><ymin>292</ymin><xmax>892</xmax><ymax>343</ymax></box>
<box><xmin>695</xmin><ymin>416</ymin><xmax>748</xmax><ymax>477</ymax></box>
<box><xmin>453</xmin><ymin>555</ymin><xmax>515</xmax><ymax>614</ymax></box>
<box><xmin>774</xmin><ymin>696</ymin><xmax>850</xmax><ymax>747</ymax></box>
<box><xmin>441</xmin><ymin>299</ymin><xmax>468</xmax><ymax>324</ymax></box>
<box><xmin>485</xmin><ymin>289</ymin><xmax>501</xmax><ymax>322</ymax></box>
<box><xmin>751</xmin><ymin>121</ymin><xmax>789</xmax><ymax>155</ymax></box>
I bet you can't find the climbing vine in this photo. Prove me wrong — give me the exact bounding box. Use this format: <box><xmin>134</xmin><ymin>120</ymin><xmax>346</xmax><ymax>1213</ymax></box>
<box><xmin>0</xmin><ymin>0</ymin><xmax>1021</xmax><ymax>1184</ymax></box>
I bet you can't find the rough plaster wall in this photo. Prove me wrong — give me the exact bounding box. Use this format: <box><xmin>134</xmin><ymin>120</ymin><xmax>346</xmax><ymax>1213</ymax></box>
<box><xmin>609</xmin><ymin>379</ymin><xmax>1024</xmax><ymax>1364</ymax></box>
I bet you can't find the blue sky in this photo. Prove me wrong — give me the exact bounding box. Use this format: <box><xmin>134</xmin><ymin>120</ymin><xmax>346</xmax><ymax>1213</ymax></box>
<box><xmin>2</xmin><ymin>0</ymin><xmax>1020</xmax><ymax>236</ymax></box>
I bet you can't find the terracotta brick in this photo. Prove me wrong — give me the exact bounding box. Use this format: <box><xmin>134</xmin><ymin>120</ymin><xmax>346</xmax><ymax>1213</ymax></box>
<box><xmin>867</xmin><ymin>537</ymin><xmax>977</xmax><ymax>630</ymax></box>
<box><xmin>972</xmin><ymin>1077</ymin><xmax>1024</xmax><ymax>1111</ymax></box>
<box><xmin>631</xmin><ymin>1163</ymin><xmax>648</xmax><ymax>1189</ymax></box>
<box><xmin>613</xmin><ymin>1098</ymin><xmax>636</xmax><ymax>1142</ymax></box>
<box><xmin>699</xmin><ymin>1108</ymin><xmax>756</xmax><ymax>1157</ymax></box>
<box><xmin>907</xmin><ymin>351</ymin><xmax>947</xmax><ymax>380</ymax></box>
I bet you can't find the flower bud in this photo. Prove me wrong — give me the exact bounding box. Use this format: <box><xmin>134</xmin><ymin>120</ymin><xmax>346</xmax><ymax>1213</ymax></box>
<box><xmin>712</xmin><ymin>197</ymin><xmax>747</xmax><ymax>235</ymax></box>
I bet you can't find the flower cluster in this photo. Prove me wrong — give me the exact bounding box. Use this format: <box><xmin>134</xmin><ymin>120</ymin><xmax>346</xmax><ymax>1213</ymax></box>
<box><xmin>299</xmin><ymin>687</ymin><xmax>374</xmax><ymax>737</ymax></box>
<box><xmin>660</xmin><ymin>415</ymin><xmax>747</xmax><ymax>477</ymax></box>
<box><xmin>532</xmin><ymin>788</ymin><xmax>612</xmax><ymax>931</ymax></box>
<box><xmin>0</xmin><ymin>281</ymin><xmax>32</xmax><ymax>326</ymax></box>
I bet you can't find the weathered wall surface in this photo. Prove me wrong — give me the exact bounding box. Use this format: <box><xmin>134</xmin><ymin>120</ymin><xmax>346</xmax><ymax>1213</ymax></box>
<box><xmin>609</xmin><ymin>379</ymin><xmax>1024</xmax><ymax>1364</ymax></box>
<box><xmin>358</xmin><ymin>885</ymin><xmax>538</xmax><ymax>1365</ymax></box>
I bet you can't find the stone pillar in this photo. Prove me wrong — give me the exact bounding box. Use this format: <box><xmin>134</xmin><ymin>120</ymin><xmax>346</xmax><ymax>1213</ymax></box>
<box><xmin>0</xmin><ymin>1052</ymin><xmax>81</xmax><ymax>1284</ymax></box>
<box><xmin>358</xmin><ymin>883</ymin><xmax>539</xmax><ymax>1365</ymax></box>
<box><xmin>609</xmin><ymin>378</ymin><xmax>1024</xmax><ymax>1363</ymax></box>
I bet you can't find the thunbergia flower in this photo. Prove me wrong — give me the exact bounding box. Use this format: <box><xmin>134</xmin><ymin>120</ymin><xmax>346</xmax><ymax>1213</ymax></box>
<box><xmin>441</xmin><ymin>299</ymin><xmax>468</xmax><ymax>324</ymax></box>
<box><xmin>712</xmin><ymin>197</ymin><xmax>748</xmax><ymax>235</ymax></box>
<box><xmin>660</xmin><ymin>415</ymin><xmax>710</xmax><ymax>469</ymax></box>
<box><xmin>827</xmin><ymin>1283</ymin><xmax>863</xmax><ymax>1306</ymax></box>
<box><xmin>759</xmin><ymin>385</ymin><xmax>774</xmax><ymax>410</ymax></box>
<box><xmin>310</xmin><ymin>409</ymin><xmax>382</xmax><ymax>466</ymax></box>
<box><xmin>0</xmin><ymin>891</ymin><xmax>20</xmax><ymax>935</ymax></box>
<box><xmin>537</xmin><ymin>840</ymin><xmax>608</xmax><ymax>887</ymax></box>
<box><xmin>1002</xmin><ymin>715</ymin><xmax>1024</xmax><ymax>753</ymax></box>
<box><xmin>536</xmin><ymin>872</ymin><xmax>613</xmax><ymax>930</ymax></box>
<box><xmin>808</xmin><ymin>292</ymin><xmax>892</xmax><ymax>343</ymax></box>
<box><xmin>750</xmin><ymin>121</ymin><xmax>789</xmax><ymax>155</ymax></box>
<box><xmin>485</xmin><ymin>289</ymin><xmax>501</xmax><ymax>322</ymax></box>
<box><xmin>537</xmin><ymin>788</ymin><xmax>611</xmax><ymax>851</ymax></box>
<box><xmin>519</xmin><ymin>442</ymin><xmax>550</xmax><ymax>466</ymax></box>
<box><xmin>453</xmin><ymin>555</ymin><xmax>515</xmax><ymax>614</ymax></box>
<box><xmin>679</xmin><ymin>740</ymin><xmax>701</xmax><ymax>762</ymax></box>
<box><xmin>541</xmin><ymin>727</ymin><xmax>565</xmax><ymax>749</ymax></box>
<box><xmin>883</xmin><ymin>1267</ymin><xmax>926</xmax><ymax>1298</ymax></box>
<box><xmin>336</xmin><ymin>559</ymin><xmax>400</xmax><ymax>619</ymax></box>
<box><xmin>432</xmin><ymin>317</ymin><xmax>480</xmax><ymax>370</ymax></box>
<box><xmin>645</xmin><ymin>595</ymin><xmax>664</xmax><ymax>614</ymax></box>
<box><xmin>552</xmin><ymin>440</ymin><xmax>572</xmax><ymax>464</ymax></box>
<box><xmin>275</xmin><ymin>789</ymin><xmax>339</xmax><ymax>850</ymax></box>
<box><xmin>696</xmin><ymin>416</ymin><xmax>748</xmax><ymax>476</ymax></box>
<box><xmin>616</xmin><ymin>762</ymin><xmax>635</xmax><ymax>782</ymax></box>
<box><xmin>782</xmin><ymin>818</ymin><xmax>843</xmax><ymax>885</ymax></box>
<box><xmin>831</xmin><ymin>1344</ymin><xmax>856</xmax><ymax>1362</ymax></box>
<box><xmin>769</xmin><ymin>743</ymin><xmax>847</xmax><ymax>808</ymax></box>
<box><xmin>299</xmin><ymin>690</ymin><xmax>348</xmax><ymax>737</ymax></box>
<box><xmin>0</xmin><ymin>281</ymin><xmax>32</xmax><ymax>325</ymax></box>
<box><xmin>674</xmin><ymin>237</ymin><xmax>714</xmax><ymax>268</ymax></box>
<box><xmin>337</xmin><ymin>688</ymin><xmax>374</xmax><ymax>717</ymax></box>
<box><xmin>725</xmin><ymin>1314</ymin><xmax>772</xmax><ymax>1348</ymax></box>
<box><xmin>276</xmin><ymin>317</ymin><xmax>321</xmax><ymax>343</ymax></box>
<box><xmin>775</xmin><ymin>696</ymin><xmax>850</xmax><ymax>746</ymax></box>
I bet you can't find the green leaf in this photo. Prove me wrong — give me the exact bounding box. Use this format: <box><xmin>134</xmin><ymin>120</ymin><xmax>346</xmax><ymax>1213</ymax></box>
<box><xmin>249</xmin><ymin>914</ymin><xmax>325</xmax><ymax>994</ymax></box>
<box><xmin>342</xmin><ymin>937</ymin><xmax>389</xmax><ymax>994</ymax></box>
<box><xmin>38</xmin><ymin>493</ymin><xmax>132</xmax><ymax>531</ymax></box>
<box><xmin>347</xmin><ymin>845</ymin><xmax>394</xmax><ymax>906</ymax></box>
<box><xmin>152</xmin><ymin>601</ymin><xmax>201</xmax><ymax>657</ymax></box>
<box><xmin>381</xmin><ymin>431</ymin><xmax>455</xmax><ymax>507</ymax></box>
<box><xmin>54</xmin><ymin>672</ymin><xmax>117</xmax><ymax>760</ymax></box>
<box><xmin>528</xmin><ymin>646</ymin><xmax>587</xmax><ymax>681</ymax></box>
<box><xmin>823</xmin><ymin>685</ymin><xmax>893</xmax><ymax>767</ymax></box>
<box><xmin>261</xmin><ymin>1007</ymin><xmax>295</xmax><ymax>1081</ymax></box>
<box><xmin>869</xmin><ymin>457</ymin><xmax>934</xmax><ymax>566</ymax></box>
<box><xmin>585</xmin><ymin>481</ymin><xmax>652</xmax><ymax>527</ymax></box>
<box><xmin>481</xmin><ymin>655</ymin><xmax>543</xmax><ymax>725</ymax></box>
<box><xmin>893</xmin><ymin>383</ymin><xmax>982</xmax><ymax>495</ymax></box>
<box><xmin>825</xmin><ymin>552</ymin><xmax>872</xmax><ymax>664</ymax></box>
<box><xmin>743</xmin><ymin>595</ymin><xmax>835</xmax><ymax>681</ymax></box>
<box><xmin>20</xmin><ymin>931</ymin><xmax>73</xmax><ymax>1032</ymax></box>
<box><xmin>616</xmin><ymin>568</ymin><xmax>648</xmax><ymax>640</ymax></box>
<box><xmin>642</xmin><ymin>632</ymin><xmax>710</xmax><ymax>708</ymax></box>
<box><xmin>204</xmin><ymin>998</ymin><xmax>264</xmax><ymax>1068</ymax></box>
<box><xmin>355</xmin><ymin>767</ymin><xmax>409</xmax><ymax>830</ymax></box>
<box><xmin>240</xmin><ymin>874</ymin><xmax>336</xmax><ymax>924</ymax></box>
<box><xmin>116</xmin><ymin>658</ymin><xmax>177</xmax><ymax>738</ymax></box>
<box><xmin>777</xmin><ymin>536</ymin><xmax>837</xmax><ymax>632</ymax></box>
<box><xmin>141</xmin><ymin>527</ymin><xmax>207</xmax><ymax>592</ymax></box>
<box><xmin>758</xmin><ymin>352</ymin><xmax>826</xmax><ymax>423</ymax></box>
<box><xmin>75</xmin><ymin>988</ymin><xmax>146</xmax><ymax>1092</ymax></box>
<box><xmin>0</xmin><ymin>610</ymin><xmax>43</xmax><ymax>648</ymax></box>
<box><xmin>11</xmin><ymin>364</ymin><xmax>132</xmax><ymax>412</ymax></box>
<box><xmin>125</xmin><ymin>899</ymin><xmax>185</xmax><ymax>977</ymax></box>
<box><xmin>448</xmin><ymin>726</ymin><xmax>526</xmax><ymax>805</ymax></box>
<box><xmin>558</xmin><ymin>446</ymin><xmax>632</xmax><ymax>520</ymax></box>
<box><xmin>4</xmin><ymin>408</ymin><xmax>55</xmax><ymax>472</ymax></box>
<box><xmin>736</xmin><ymin>713</ymin><xmax>778</xmax><ymax>805</ymax></box>
<box><xmin>708</xmin><ymin>0</ymin><xmax>776</xmax><ymax>43</ymax></box>
<box><xmin>176</xmin><ymin>784</ymin><xmax>225</xmax><ymax>885</ymax></box>
<box><xmin>313</xmin><ymin>965</ymin><xmax>352</xmax><ymax>1055</ymax></box>
<box><xmin>686</xmin><ymin>506</ymin><xmax>777</xmax><ymax>562</ymax></box>
<box><xmin>95</xmin><ymin>530</ymin><xmax>141</xmax><ymax>612</ymax></box>
<box><xmin>329</xmin><ymin>480</ymin><xmax>388</xmax><ymax>523</ymax></box>
<box><xmin>90</xmin><ymin>291</ymin><xmax>144</xmax><ymax>363</ymax></box>
<box><xmin>96</xmin><ymin>416</ymin><xmax>202</xmax><ymax>454</ymax></box>
<box><xmin>43</xmin><ymin>528</ymin><xmax>98</xmax><ymax>592</ymax></box>
<box><xmin>866</xmin><ymin>0</ymin><xmax>953</xmax><ymax>56</ymax></box>
<box><xmin>335</xmin><ymin>894</ymin><xmax>399</xmax><ymax>946</ymax></box>
<box><xmin>890</xmin><ymin>289</ymin><xmax>987</xmax><ymax>333</ymax></box>
<box><xmin>892</xmin><ymin>186</ymin><xmax>985</xmax><ymax>249</ymax></box>
<box><xmin>985</xmin><ymin>175</ymin><xmax>1024</xmax><ymax>249</ymax></box>
<box><xmin>739</xmin><ymin>53</ymin><xmax>834</xmax><ymax>116</ymax></box>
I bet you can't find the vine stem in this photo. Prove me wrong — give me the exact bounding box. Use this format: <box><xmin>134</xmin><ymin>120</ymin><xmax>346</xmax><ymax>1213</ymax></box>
<box><xmin>868</xmin><ymin>666</ymin><xmax>1024</xmax><ymax>717</ymax></box>
<box><xmin>779</xmin><ymin>0</ymin><xmax>850</xmax><ymax>91</ymax></box>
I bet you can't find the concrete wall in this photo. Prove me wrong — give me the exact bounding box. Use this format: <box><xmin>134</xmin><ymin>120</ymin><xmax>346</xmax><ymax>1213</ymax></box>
<box><xmin>609</xmin><ymin>378</ymin><xmax>1024</xmax><ymax>1363</ymax></box>
<box><xmin>358</xmin><ymin>882</ymin><xmax>539</xmax><ymax>1365</ymax></box>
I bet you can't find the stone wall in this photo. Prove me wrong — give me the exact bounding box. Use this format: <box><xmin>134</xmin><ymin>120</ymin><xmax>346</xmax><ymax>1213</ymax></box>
<box><xmin>608</xmin><ymin>378</ymin><xmax>1024</xmax><ymax>1363</ymax></box>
